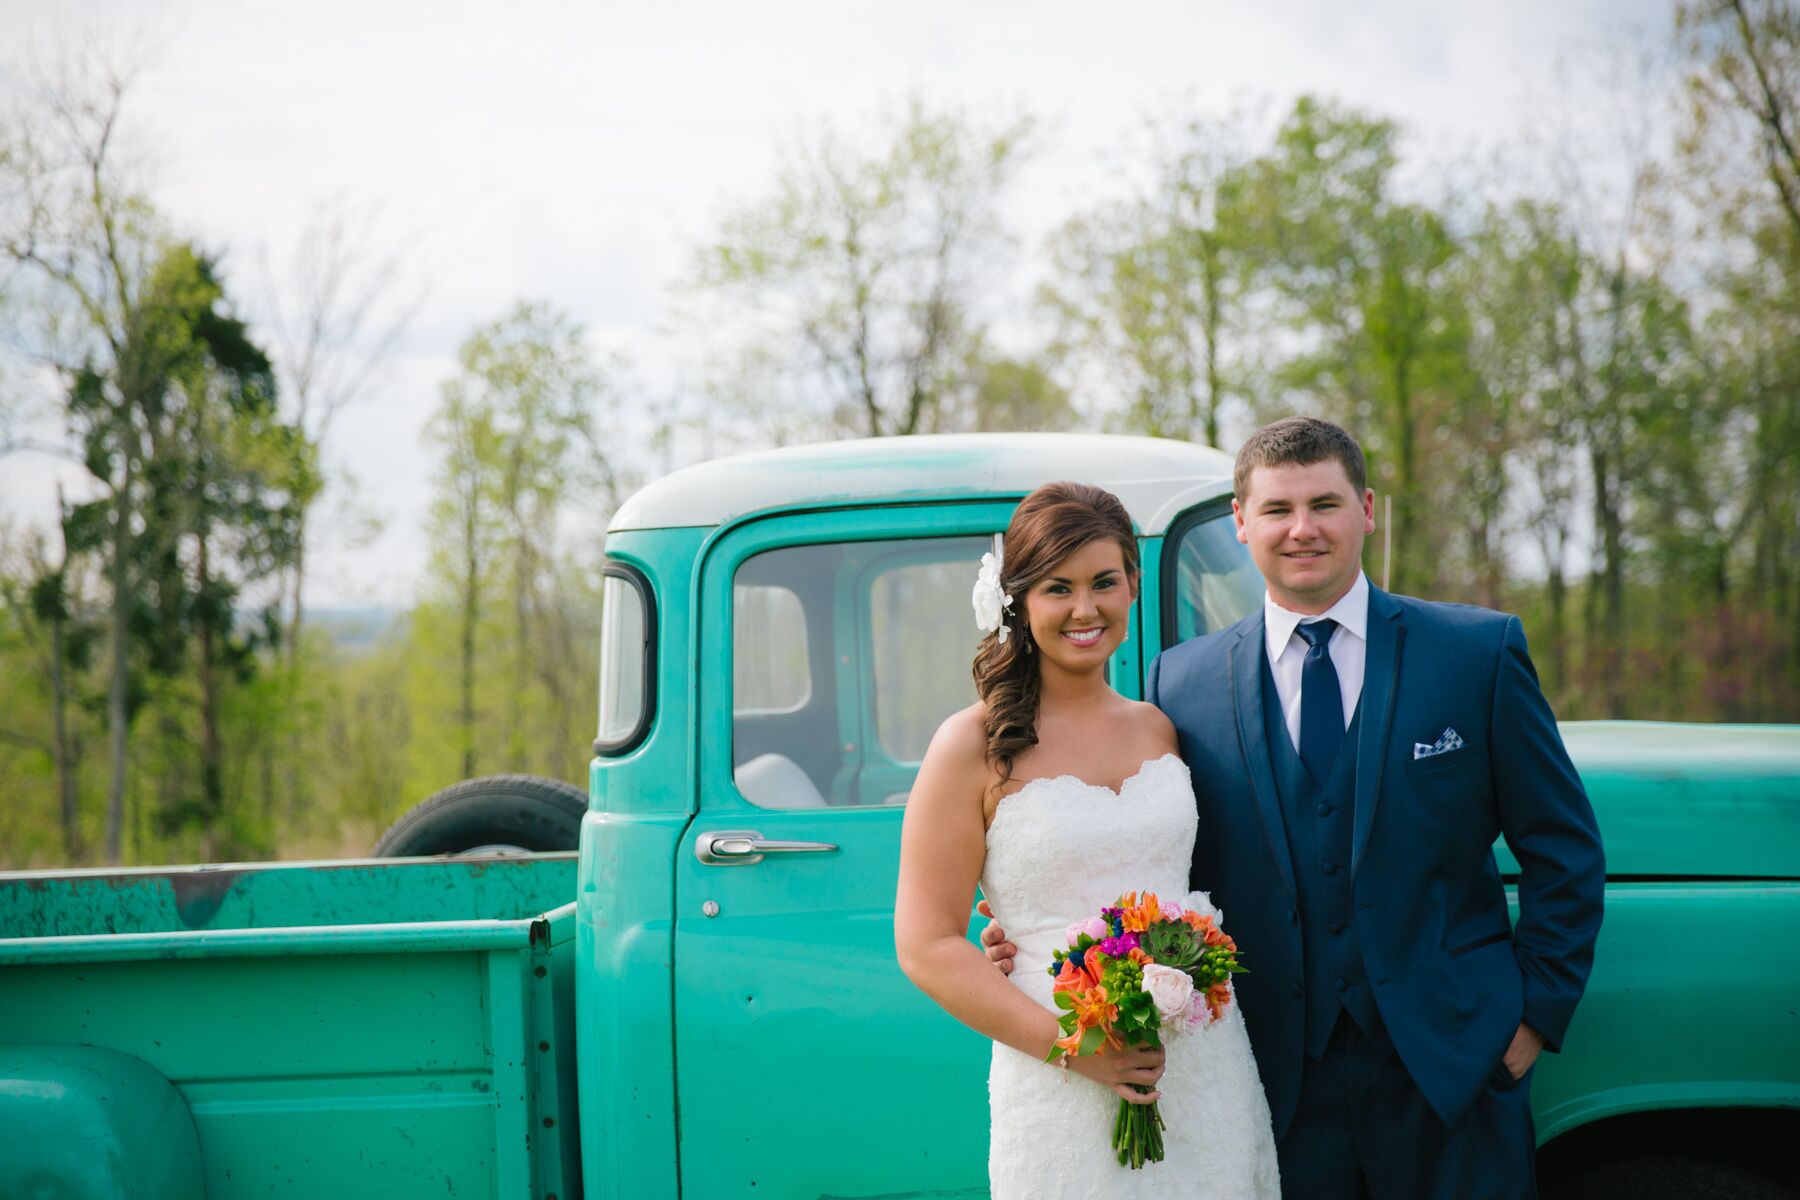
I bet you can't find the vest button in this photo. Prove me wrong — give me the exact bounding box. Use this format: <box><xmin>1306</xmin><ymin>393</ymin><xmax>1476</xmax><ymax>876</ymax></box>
<box><xmin>1322</xmin><ymin>861</ymin><xmax>1338</xmax><ymax>875</ymax></box>
<box><xmin>1288</xmin><ymin>909</ymin><xmax>1298</xmax><ymax>924</ymax></box>
<box><xmin>1329</xmin><ymin>921</ymin><xmax>1346</xmax><ymax>935</ymax></box>
<box><xmin>1333</xmin><ymin>977</ymin><xmax>1348</xmax><ymax>992</ymax></box>
<box><xmin>1317</xmin><ymin>804</ymin><xmax>1333</xmax><ymax>817</ymax></box>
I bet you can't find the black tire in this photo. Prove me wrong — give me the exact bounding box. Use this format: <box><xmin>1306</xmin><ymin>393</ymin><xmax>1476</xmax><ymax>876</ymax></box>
<box><xmin>372</xmin><ymin>774</ymin><xmax>589</xmax><ymax>857</ymax></box>
<box><xmin>1551</xmin><ymin>1157</ymin><xmax>1798</xmax><ymax>1200</ymax></box>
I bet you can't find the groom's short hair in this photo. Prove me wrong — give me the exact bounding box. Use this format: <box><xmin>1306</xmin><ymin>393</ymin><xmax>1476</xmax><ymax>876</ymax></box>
<box><xmin>1233</xmin><ymin>416</ymin><xmax>1368</xmax><ymax>500</ymax></box>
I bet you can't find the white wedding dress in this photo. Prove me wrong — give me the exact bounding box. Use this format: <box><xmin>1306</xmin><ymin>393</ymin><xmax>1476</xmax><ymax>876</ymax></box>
<box><xmin>980</xmin><ymin>752</ymin><xmax>1281</xmax><ymax>1199</ymax></box>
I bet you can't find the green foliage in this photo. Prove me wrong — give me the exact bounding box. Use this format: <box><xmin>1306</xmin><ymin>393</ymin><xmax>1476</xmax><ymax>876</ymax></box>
<box><xmin>5</xmin><ymin>14</ymin><xmax>1800</xmax><ymax>870</ymax></box>
<box><xmin>688</xmin><ymin>98</ymin><xmax>1037</xmax><ymax>439</ymax></box>
<box><xmin>416</xmin><ymin>301</ymin><xmax>612</xmax><ymax>786</ymax></box>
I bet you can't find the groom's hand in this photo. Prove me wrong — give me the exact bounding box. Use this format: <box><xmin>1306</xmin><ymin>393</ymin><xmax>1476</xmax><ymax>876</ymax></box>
<box><xmin>976</xmin><ymin>899</ymin><xmax>1017</xmax><ymax>974</ymax></box>
<box><xmin>1503</xmin><ymin>1022</ymin><xmax>1545</xmax><ymax>1081</ymax></box>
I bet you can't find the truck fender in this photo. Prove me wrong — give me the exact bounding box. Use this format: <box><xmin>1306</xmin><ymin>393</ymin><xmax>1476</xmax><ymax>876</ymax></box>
<box><xmin>0</xmin><ymin>1044</ymin><xmax>205</xmax><ymax>1199</ymax></box>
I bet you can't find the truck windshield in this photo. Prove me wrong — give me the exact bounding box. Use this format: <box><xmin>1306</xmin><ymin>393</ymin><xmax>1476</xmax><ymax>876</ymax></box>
<box><xmin>1164</xmin><ymin>507</ymin><xmax>1264</xmax><ymax>647</ymax></box>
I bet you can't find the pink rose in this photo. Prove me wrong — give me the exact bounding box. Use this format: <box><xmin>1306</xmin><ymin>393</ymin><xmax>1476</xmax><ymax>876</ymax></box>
<box><xmin>1081</xmin><ymin>916</ymin><xmax>1110</xmax><ymax>941</ymax></box>
<box><xmin>1159</xmin><ymin>900</ymin><xmax>1185</xmax><ymax>922</ymax></box>
<box><xmin>1142</xmin><ymin>964</ymin><xmax>1195</xmax><ymax>1025</ymax></box>
<box><xmin>1186</xmin><ymin>990</ymin><xmax>1214</xmax><ymax>1030</ymax></box>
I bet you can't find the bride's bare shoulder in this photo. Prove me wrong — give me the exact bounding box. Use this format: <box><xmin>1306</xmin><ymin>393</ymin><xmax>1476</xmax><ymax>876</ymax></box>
<box><xmin>926</xmin><ymin>702</ymin><xmax>990</xmax><ymax>767</ymax></box>
<box><xmin>1123</xmin><ymin>697</ymin><xmax>1179</xmax><ymax>756</ymax></box>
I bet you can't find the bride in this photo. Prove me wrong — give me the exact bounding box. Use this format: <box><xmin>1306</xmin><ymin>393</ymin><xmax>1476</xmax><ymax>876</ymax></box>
<box><xmin>895</xmin><ymin>482</ymin><xmax>1280</xmax><ymax>1199</ymax></box>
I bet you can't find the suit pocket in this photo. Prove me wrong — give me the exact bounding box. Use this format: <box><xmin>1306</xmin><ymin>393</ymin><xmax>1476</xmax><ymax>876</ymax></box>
<box><xmin>1448</xmin><ymin>929</ymin><xmax>1512</xmax><ymax>958</ymax></box>
<box><xmin>1487</xmin><ymin>1053</ymin><xmax>1526</xmax><ymax>1092</ymax></box>
<box><xmin>1405</xmin><ymin>748</ymin><xmax>1473</xmax><ymax>779</ymax></box>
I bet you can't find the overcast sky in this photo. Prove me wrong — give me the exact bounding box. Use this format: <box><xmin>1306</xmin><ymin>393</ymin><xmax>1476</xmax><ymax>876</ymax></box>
<box><xmin>0</xmin><ymin>0</ymin><xmax>1667</xmax><ymax>608</ymax></box>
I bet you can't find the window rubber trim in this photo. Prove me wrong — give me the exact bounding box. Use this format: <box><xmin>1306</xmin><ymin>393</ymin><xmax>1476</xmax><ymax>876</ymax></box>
<box><xmin>593</xmin><ymin>559</ymin><xmax>658</xmax><ymax>757</ymax></box>
<box><xmin>1158</xmin><ymin>496</ymin><xmax>1239</xmax><ymax>654</ymax></box>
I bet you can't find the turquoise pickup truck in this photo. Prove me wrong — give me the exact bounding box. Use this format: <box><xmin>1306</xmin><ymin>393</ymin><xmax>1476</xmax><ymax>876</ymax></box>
<box><xmin>3</xmin><ymin>434</ymin><xmax>1798</xmax><ymax>1199</ymax></box>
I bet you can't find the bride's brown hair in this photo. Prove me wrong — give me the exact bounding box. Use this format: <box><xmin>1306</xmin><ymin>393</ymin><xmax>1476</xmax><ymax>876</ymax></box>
<box><xmin>973</xmin><ymin>482</ymin><xmax>1139</xmax><ymax>788</ymax></box>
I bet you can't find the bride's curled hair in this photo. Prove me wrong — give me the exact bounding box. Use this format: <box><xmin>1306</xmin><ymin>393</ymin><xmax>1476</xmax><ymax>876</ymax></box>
<box><xmin>974</xmin><ymin>482</ymin><xmax>1139</xmax><ymax>788</ymax></box>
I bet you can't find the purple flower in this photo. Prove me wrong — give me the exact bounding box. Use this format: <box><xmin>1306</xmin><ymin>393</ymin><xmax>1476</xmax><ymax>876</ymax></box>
<box><xmin>1097</xmin><ymin>932</ymin><xmax>1140</xmax><ymax>958</ymax></box>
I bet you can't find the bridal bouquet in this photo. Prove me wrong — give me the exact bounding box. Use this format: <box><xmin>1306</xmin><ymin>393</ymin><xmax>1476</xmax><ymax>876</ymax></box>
<box><xmin>1044</xmin><ymin>890</ymin><xmax>1246</xmax><ymax>1169</ymax></box>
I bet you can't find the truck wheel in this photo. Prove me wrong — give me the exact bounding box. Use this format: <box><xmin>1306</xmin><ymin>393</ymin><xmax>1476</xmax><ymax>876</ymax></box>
<box><xmin>1552</xmin><ymin>1157</ymin><xmax>1797</xmax><ymax>1200</ymax></box>
<box><xmin>372</xmin><ymin>775</ymin><xmax>589</xmax><ymax>857</ymax></box>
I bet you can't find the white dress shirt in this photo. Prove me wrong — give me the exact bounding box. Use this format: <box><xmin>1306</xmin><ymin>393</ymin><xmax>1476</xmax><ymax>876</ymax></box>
<box><xmin>1262</xmin><ymin>571</ymin><xmax>1369</xmax><ymax>754</ymax></box>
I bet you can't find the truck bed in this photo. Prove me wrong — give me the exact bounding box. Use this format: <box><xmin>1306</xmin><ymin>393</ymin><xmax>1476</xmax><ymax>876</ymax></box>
<box><xmin>0</xmin><ymin>854</ymin><xmax>581</xmax><ymax>1199</ymax></box>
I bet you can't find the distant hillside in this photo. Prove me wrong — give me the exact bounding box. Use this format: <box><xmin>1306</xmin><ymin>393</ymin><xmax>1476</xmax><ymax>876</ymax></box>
<box><xmin>307</xmin><ymin>607</ymin><xmax>405</xmax><ymax>655</ymax></box>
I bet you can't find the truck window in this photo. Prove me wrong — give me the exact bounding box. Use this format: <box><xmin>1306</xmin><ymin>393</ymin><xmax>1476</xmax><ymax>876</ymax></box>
<box><xmin>734</xmin><ymin>584</ymin><xmax>811</xmax><ymax>712</ymax></box>
<box><xmin>732</xmin><ymin>536</ymin><xmax>987</xmax><ymax>808</ymax></box>
<box><xmin>870</xmin><ymin>556</ymin><xmax>980</xmax><ymax>762</ymax></box>
<box><xmin>1163</xmin><ymin>505</ymin><xmax>1264</xmax><ymax>648</ymax></box>
<box><xmin>597</xmin><ymin>563</ymin><xmax>655</xmax><ymax>754</ymax></box>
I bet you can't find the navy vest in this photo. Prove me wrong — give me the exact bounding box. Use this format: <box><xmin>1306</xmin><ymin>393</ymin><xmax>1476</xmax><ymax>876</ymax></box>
<box><xmin>1259</xmin><ymin>653</ymin><xmax>1384</xmax><ymax>1060</ymax></box>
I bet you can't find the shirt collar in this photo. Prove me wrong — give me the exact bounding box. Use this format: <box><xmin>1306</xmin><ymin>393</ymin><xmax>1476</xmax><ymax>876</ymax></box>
<box><xmin>1263</xmin><ymin>571</ymin><xmax>1370</xmax><ymax>663</ymax></box>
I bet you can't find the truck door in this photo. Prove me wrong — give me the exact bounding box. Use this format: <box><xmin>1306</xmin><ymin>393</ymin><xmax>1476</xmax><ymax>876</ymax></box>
<box><xmin>673</xmin><ymin>502</ymin><xmax>1055</xmax><ymax>1198</ymax></box>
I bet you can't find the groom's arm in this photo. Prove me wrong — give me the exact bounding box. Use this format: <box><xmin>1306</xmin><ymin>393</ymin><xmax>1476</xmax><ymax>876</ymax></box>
<box><xmin>1489</xmin><ymin>616</ymin><xmax>1606</xmax><ymax>1053</ymax></box>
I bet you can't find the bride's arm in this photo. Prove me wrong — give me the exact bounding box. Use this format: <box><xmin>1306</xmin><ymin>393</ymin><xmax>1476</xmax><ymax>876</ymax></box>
<box><xmin>894</xmin><ymin>706</ymin><xmax>1064</xmax><ymax>1063</ymax></box>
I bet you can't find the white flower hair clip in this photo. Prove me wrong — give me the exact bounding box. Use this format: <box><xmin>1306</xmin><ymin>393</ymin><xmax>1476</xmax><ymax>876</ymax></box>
<box><xmin>972</xmin><ymin>550</ymin><xmax>1014</xmax><ymax>643</ymax></box>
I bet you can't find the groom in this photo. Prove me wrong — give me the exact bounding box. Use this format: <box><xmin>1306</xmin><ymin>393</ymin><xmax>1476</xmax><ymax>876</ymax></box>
<box><xmin>987</xmin><ymin>417</ymin><xmax>1604</xmax><ymax>1197</ymax></box>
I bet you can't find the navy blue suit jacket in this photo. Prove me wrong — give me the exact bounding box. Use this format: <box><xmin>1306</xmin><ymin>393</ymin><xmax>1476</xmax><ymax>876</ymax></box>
<box><xmin>1147</xmin><ymin>585</ymin><xmax>1604</xmax><ymax>1137</ymax></box>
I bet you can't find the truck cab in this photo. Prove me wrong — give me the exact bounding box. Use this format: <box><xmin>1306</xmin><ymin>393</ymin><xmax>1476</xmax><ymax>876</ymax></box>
<box><xmin>583</xmin><ymin>433</ymin><xmax>1256</xmax><ymax>1196</ymax></box>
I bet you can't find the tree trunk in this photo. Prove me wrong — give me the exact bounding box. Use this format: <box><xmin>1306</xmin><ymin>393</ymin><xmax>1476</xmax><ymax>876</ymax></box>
<box><xmin>1390</xmin><ymin>354</ymin><xmax>1415</xmax><ymax>597</ymax></box>
<box><xmin>1200</xmin><ymin>237</ymin><xmax>1224</xmax><ymax>449</ymax></box>
<box><xmin>1547</xmin><ymin>562</ymin><xmax>1568</xmax><ymax>701</ymax></box>
<box><xmin>461</xmin><ymin>498</ymin><xmax>479</xmax><ymax>781</ymax></box>
<box><xmin>286</xmin><ymin>512</ymin><xmax>308</xmax><ymax>664</ymax></box>
<box><xmin>105</xmin><ymin>463</ymin><xmax>133</xmax><ymax>864</ymax></box>
<box><xmin>48</xmin><ymin>487</ymin><xmax>83</xmax><ymax>861</ymax></box>
<box><xmin>512</xmin><ymin>537</ymin><xmax>531</xmax><ymax>774</ymax></box>
<box><xmin>48</xmin><ymin>600</ymin><xmax>81</xmax><ymax>861</ymax></box>
<box><xmin>197</xmin><ymin>527</ymin><xmax>225</xmax><ymax>860</ymax></box>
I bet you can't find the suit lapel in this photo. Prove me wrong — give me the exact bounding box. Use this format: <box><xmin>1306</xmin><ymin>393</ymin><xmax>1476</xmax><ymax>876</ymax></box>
<box><xmin>1230</xmin><ymin>614</ymin><xmax>1298</xmax><ymax>904</ymax></box>
<box><xmin>1351</xmin><ymin>587</ymin><xmax>1405</xmax><ymax>877</ymax></box>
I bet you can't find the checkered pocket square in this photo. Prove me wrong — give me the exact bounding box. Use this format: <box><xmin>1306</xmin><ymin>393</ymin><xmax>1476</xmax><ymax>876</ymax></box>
<box><xmin>1413</xmin><ymin>727</ymin><xmax>1465</xmax><ymax>760</ymax></box>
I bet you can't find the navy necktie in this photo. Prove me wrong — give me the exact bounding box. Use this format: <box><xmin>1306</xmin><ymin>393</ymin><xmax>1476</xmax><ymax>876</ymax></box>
<box><xmin>1295</xmin><ymin>619</ymin><xmax>1343</xmax><ymax>783</ymax></box>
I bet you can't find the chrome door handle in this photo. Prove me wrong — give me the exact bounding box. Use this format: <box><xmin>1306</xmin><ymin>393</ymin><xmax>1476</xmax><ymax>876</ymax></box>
<box><xmin>694</xmin><ymin>830</ymin><xmax>840</xmax><ymax>866</ymax></box>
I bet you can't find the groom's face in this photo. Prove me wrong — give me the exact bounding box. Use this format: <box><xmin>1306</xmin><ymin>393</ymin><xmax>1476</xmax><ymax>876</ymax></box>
<box><xmin>1233</xmin><ymin>459</ymin><xmax>1376</xmax><ymax>615</ymax></box>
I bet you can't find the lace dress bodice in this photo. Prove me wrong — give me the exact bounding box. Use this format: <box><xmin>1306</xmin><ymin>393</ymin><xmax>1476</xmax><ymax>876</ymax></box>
<box><xmin>981</xmin><ymin>753</ymin><xmax>1196</xmax><ymax>1003</ymax></box>
<box><xmin>977</xmin><ymin>753</ymin><xmax>1280</xmax><ymax>1199</ymax></box>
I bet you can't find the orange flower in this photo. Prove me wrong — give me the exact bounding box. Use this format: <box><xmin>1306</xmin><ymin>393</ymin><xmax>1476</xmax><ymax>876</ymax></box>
<box><xmin>1128</xmin><ymin>946</ymin><xmax>1156</xmax><ymax>967</ymax></box>
<box><xmin>1068</xmin><ymin>985</ymin><xmax>1119</xmax><ymax>1031</ymax></box>
<box><xmin>1182</xmin><ymin>910</ymin><xmax>1208</xmax><ymax>931</ymax></box>
<box><xmin>1118</xmin><ymin>891</ymin><xmax>1162</xmax><ymax>933</ymax></box>
<box><xmin>1053</xmin><ymin>956</ymin><xmax>1101</xmax><ymax>994</ymax></box>
<box><xmin>1205</xmin><ymin>982</ymin><xmax>1233</xmax><ymax>1021</ymax></box>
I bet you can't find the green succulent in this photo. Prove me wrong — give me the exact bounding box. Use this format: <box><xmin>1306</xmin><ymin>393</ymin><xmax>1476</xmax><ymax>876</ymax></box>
<box><xmin>1139</xmin><ymin>922</ymin><xmax>1203</xmax><ymax>971</ymax></box>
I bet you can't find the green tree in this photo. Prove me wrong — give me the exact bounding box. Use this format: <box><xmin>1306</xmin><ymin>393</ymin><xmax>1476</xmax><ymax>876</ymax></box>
<box><xmin>1044</xmin><ymin>112</ymin><xmax>1261</xmax><ymax>446</ymax></box>
<box><xmin>419</xmin><ymin>302</ymin><xmax>616</xmax><ymax>786</ymax></box>
<box><xmin>689</xmin><ymin>100</ymin><xmax>1034</xmax><ymax>439</ymax></box>
<box><xmin>1248</xmin><ymin>98</ymin><xmax>1474</xmax><ymax>596</ymax></box>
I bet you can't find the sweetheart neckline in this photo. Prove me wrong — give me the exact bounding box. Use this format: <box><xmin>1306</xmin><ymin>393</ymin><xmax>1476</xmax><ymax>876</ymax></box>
<box><xmin>988</xmin><ymin>751</ymin><xmax>1183</xmax><ymax>826</ymax></box>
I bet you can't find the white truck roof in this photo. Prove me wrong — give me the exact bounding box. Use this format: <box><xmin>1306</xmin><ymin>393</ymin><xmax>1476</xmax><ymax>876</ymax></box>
<box><xmin>608</xmin><ymin>433</ymin><xmax>1236</xmax><ymax>534</ymax></box>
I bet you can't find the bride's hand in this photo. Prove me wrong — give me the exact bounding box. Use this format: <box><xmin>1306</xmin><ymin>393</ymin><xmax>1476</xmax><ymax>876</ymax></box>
<box><xmin>1065</xmin><ymin>1045</ymin><xmax>1166</xmax><ymax>1104</ymax></box>
<box><xmin>976</xmin><ymin>899</ymin><xmax>1017</xmax><ymax>975</ymax></box>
